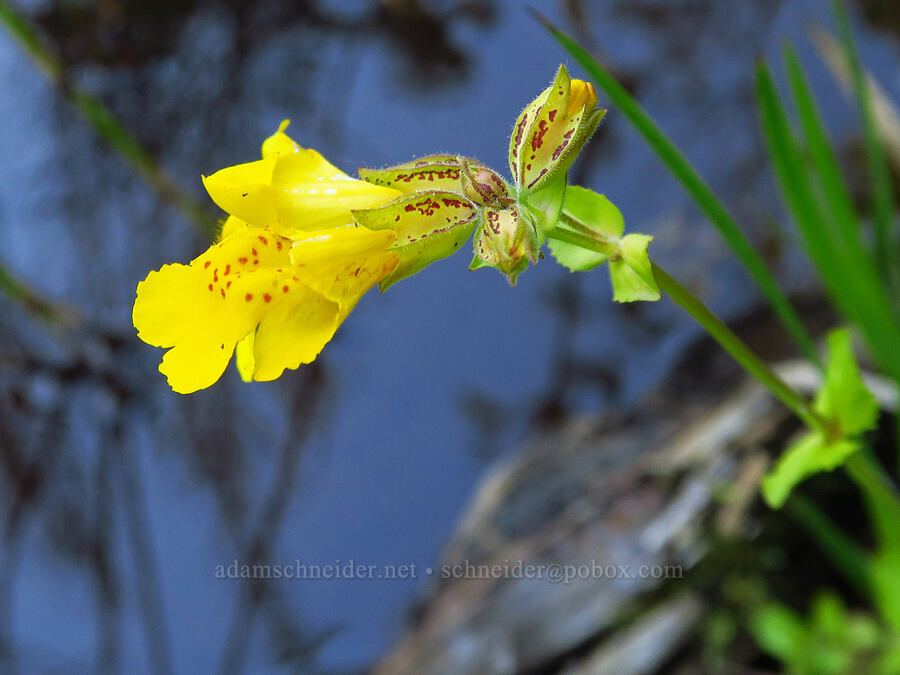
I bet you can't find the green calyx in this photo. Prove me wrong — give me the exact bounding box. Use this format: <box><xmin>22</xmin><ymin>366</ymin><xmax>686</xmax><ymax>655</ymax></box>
<box><xmin>352</xmin><ymin>190</ymin><xmax>479</xmax><ymax>291</ymax></box>
<box><xmin>508</xmin><ymin>64</ymin><xmax>607</xmax><ymax>193</ymax></box>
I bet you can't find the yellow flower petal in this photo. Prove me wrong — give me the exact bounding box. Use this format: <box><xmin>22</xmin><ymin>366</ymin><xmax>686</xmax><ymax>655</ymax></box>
<box><xmin>218</xmin><ymin>215</ymin><xmax>251</xmax><ymax>242</ymax></box>
<box><xmin>251</xmin><ymin>284</ymin><xmax>342</xmax><ymax>381</ymax></box>
<box><xmin>202</xmin><ymin>158</ymin><xmax>279</xmax><ymax>227</ymax></box>
<box><xmin>271</xmin><ymin>153</ymin><xmax>401</xmax><ymax>231</ymax></box>
<box><xmin>134</xmin><ymin>226</ymin><xmax>345</xmax><ymax>393</ymax></box>
<box><xmin>568</xmin><ymin>79</ymin><xmax>598</xmax><ymax>116</ymax></box>
<box><xmin>290</xmin><ymin>225</ymin><xmax>399</xmax><ymax>312</ymax></box>
<box><xmin>203</xmin><ymin>143</ymin><xmax>401</xmax><ymax>232</ymax></box>
<box><xmin>261</xmin><ymin>119</ymin><xmax>301</xmax><ymax>159</ymax></box>
<box><xmin>235</xmin><ymin>332</ymin><xmax>255</xmax><ymax>382</ymax></box>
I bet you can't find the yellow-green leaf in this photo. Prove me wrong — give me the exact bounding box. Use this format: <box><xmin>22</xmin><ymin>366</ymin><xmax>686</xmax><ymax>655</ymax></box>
<box><xmin>548</xmin><ymin>186</ymin><xmax>623</xmax><ymax>271</ymax></box>
<box><xmin>762</xmin><ymin>431</ymin><xmax>861</xmax><ymax>508</ymax></box>
<box><xmin>609</xmin><ymin>233</ymin><xmax>660</xmax><ymax>302</ymax></box>
<box><xmin>814</xmin><ymin>328</ymin><xmax>879</xmax><ymax>436</ymax></box>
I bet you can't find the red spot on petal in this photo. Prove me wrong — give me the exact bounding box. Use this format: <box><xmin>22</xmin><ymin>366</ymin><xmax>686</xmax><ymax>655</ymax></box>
<box><xmin>253</xmin><ymin>259</ymin><xmax>259</xmax><ymax>265</ymax></box>
<box><xmin>224</xmin><ymin>265</ymin><xmax>230</xmax><ymax>275</ymax></box>
<box><xmin>251</xmin><ymin>248</ymin><xmax>258</xmax><ymax>256</ymax></box>
<box><xmin>258</xmin><ymin>235</ymin><xmax>268</xmax><ymax>245</ymax></box>
<box><xmin>276</xmin><ymin>241</ymin><xmax>283</xmax><ymax>250</ymax></box>
<box><xmin>263</xmin><ymin>293</ymin><xmax>272</xmax><ymax>303</ymax></box>
<box><xmin>283</xmin><ymin>285</ymin><xmax>290</xmax><ymax>293</ymax></box>
<box><xmin>226</xmin><ymin>281</ymin><xmax>232</xmax><ymax>288</ymax></box>
<box><xmin>221</xmin><ymin>289</ymin><xmax>226</xmax><ymax>298</ymax></box>
<box><xmin>239</xmin><ymin>257</ymin><xmax>248</xmax><ymax>264</ymax></box>
<box><xmin>208</xmin><ymin>284</ymin><xmax>214</xmax><ymax>291</ymax></box>
<box><xmin>245</xmin><ymin>293</ymin><xmax>253</xmax><ymax>302</ymax></box>
<box><xmin>204</xmin><ymin>261</ymin><xmax>211</xmax><ymax>268</ymax></box>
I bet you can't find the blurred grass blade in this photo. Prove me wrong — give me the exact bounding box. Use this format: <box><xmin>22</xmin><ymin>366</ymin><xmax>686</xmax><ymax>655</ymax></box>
<box><xmin>0</xmin><ymin>0</ymin><xmax>215</xmax><ymax>237</ymax></box>
<box><xmin>535</xmin><ymin>12</ymin><xmax>819</xmax><ymax>366</ymax></box>
<box><xmin>831</xmin><ymin>0</ymin><xmax>899</xmax><ymax>285</ymax></box>
<box><xmin>811</xmin><ymin>26</ymin><xmax>900</xmax><ymax>176</ymax></box>
<box><xmin>0</xmin><ymin>0</ymin><xmax>60</xmax><ymax>81</ymax></box>
<box><xmin>788</xmin><ymin>495</ymin><xmax>871</xmax><ymax>599</ymax></box>
<box><xmin>756</xmin><ymin>61</ymin><xmax>900</xmax><ymax>383</ymax></box>
<box><xmin>809</xmin><ymin>26</ymin><xmax>900</xmax><ymax>172</ymax></box>
<box><xmin>783</xmin><ymin>46</ymin><xmax>862</xmax><ymax>260</ymax></box>
<box><xmin>0</xmin><ymin>260</ymin><xmax>78</xmax><ymax>328</ymax></box>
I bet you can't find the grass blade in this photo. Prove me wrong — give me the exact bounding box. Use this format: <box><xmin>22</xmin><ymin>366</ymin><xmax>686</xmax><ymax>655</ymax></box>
<box><xmin>0</xmin><ymin>0</ymin><xmax>215</xmax><ymax>237</ymax></box>
<box><xmin>535</xmin><ymin>13</ymin><xmax>820</xmax><ymax>366</ymax></box>
<box><xmin>783</xmin><ymin>46</ymin><xmax>862</xmax><ymax>259</ymax></box>
<box><xmin>831</xmin><ymin>0</ymin><xmax>899</xmax><ymax>285</ymax></box>
<box><xmin>756</xmin><ymin>61</ymin><xmax>900</xmax><ymax>384</ymax></box>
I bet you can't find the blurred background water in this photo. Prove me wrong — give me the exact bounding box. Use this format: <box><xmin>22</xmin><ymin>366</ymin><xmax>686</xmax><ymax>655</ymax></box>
<box><xmin>1</xmin><ymin>0</ymin><xmax>899</xmax><ymax>672</ymax></box>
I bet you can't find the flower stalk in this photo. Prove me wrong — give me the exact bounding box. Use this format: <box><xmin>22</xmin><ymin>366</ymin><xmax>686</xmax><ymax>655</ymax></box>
<box><xmin>546</xmin><ymin>225</ymin><xmax>830</xmax><ymax>434</ymax></box>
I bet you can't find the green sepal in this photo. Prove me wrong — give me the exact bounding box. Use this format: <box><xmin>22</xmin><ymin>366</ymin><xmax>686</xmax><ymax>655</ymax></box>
<box><xmin>513</xmin><ymin>65</ymin><xmax>571</xmax><ymax>189</ymax></box>
<box><xmin>469</xmin><ymin>253</ymin><xmax>489</xmax><ymax>270</ymax></box>
<box><xmin>520</xmin><ymin>175</ymin><xmax>566</xmax><ymax>242</ymax></box>
<box><xmin>352</xmin><ymin>191</ymin><xmax>478</xmax><ymax>290</ymax></box>
<box><xmin>548</xmin><ymin>186</ymin><xmax>623</xmax><ymax>271</ymax></box>
<box><xmin>761</xmin><ymin>327</ymin><xmax>877</xmax><ymax>508</ymax></box>
<box><xmin>547</xmin><ymin>106</ymin><xmax>606</xmax><ymax>185</ymax></box>
<box><xmin>472</xmin><ymin>202</ymin><xmax>536</xmax><ymax>285</ymax></box>
<box><xmin>358</xmin><ymin>155</ymin><xmax>482</xmax><ymax>194</ymax></box>
<box><xmin>509</xmin><ymin>72</ymin><xmax>556</xmax><ymax>184</ymax></box>
<box><xmin>609</xmin><ymin>234</ymin><xmax>660</xmax><ymax>302</ymax></box>
<box><xmin>508</xmin><ymin>64</ymin><xmax>607</xmax><ymax>192</ymax></box>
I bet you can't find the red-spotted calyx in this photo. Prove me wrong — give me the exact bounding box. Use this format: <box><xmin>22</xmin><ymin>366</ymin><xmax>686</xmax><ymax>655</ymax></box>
<box><xmin>471</xmin><ymin>202</ymin><xmax>539</xmax><ymax>285</ymax></box>
<box><xmin>509</xmin><ymin>64</ymin><xmax>606</xmax><ymax>194</ymax></box>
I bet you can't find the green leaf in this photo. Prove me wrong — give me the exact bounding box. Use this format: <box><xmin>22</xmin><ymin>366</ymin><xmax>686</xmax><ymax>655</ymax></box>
<box><xmin>609</xmin><ymin>234</ymin><xmax>660</xmax><ymax>302</ymax></box>
<box><xmin>814</xmin><ymin>328</ymin><xmax>879</xmax><ymax>435</ymax></box>
<box><xmin>352</xmin><ymin>191</ymin><xmax>477</xmax><ymax>290</ymax></box>
<box><xmin>548</xmin><ymin>186</ymin><xmax>623</xmax><ymax>271</ymax></box>
<box><xmin>561</xmin><ymin>186</ymin><xmax>625</xmax><ymax>238</ymax></box>
<box><xmin>749</xmin><ymin>603</ymin><xmax>807</xmax><ymax>663</ymax></box>
<box><xmin>762</xmin><ymin>431</ymin><xmax>861</xmax><ymax>508</ymax></box>
<box><xmin>535</xmin><ymin>13</ymin><xmax>820</xmax><ymax>364</ymax></box>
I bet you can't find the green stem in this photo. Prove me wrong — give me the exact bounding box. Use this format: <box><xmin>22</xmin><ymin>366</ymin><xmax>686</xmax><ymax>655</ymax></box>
<box><xmin>546</xmin><ymin>225</ymin><xmax>619</xmax><ymax>256</ymax></box>
<box><xmin>787</xmin><ymin>494</ymin><xmax>871</xmax><ymax>599</ymax></box>
<box><xmin>845</xmin><ymin>451</ymin><xmax>900</xmax><ymax>520</ymax></box>
<box><xmin>547</xmin><ymin>226</ymin><xmax>827</xmax><ymax>430</ymax></box>
<box><xmin>650</xmin><ymin>263</ymin><xmax>830</xmax><ymax>433</ymax></box>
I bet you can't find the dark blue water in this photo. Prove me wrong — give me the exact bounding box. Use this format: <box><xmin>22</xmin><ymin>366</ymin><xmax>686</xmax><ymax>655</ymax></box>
<box><xmin>1</xmin><ymin>0</ymin><xmax>898</xmax><ymax>672</ymax></box>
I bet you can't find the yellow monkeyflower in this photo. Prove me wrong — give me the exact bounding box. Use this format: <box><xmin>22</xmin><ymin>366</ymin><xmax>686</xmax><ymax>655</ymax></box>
<box><xmin>133</xmin><ymin>122</ymin><xmax>404</xmax><ymax>393</ymax></box>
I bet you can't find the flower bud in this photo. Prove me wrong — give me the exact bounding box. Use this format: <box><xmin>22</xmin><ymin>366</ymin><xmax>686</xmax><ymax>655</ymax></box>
<box><xmin>508</xmin><ymin>64</ymin><xmax>606</xmax><ymax>193</ymax></box>
<box><xmin>459</xmin><ymin>159</ymin><xmax>510</xmax><ymax>206</ymax></box>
